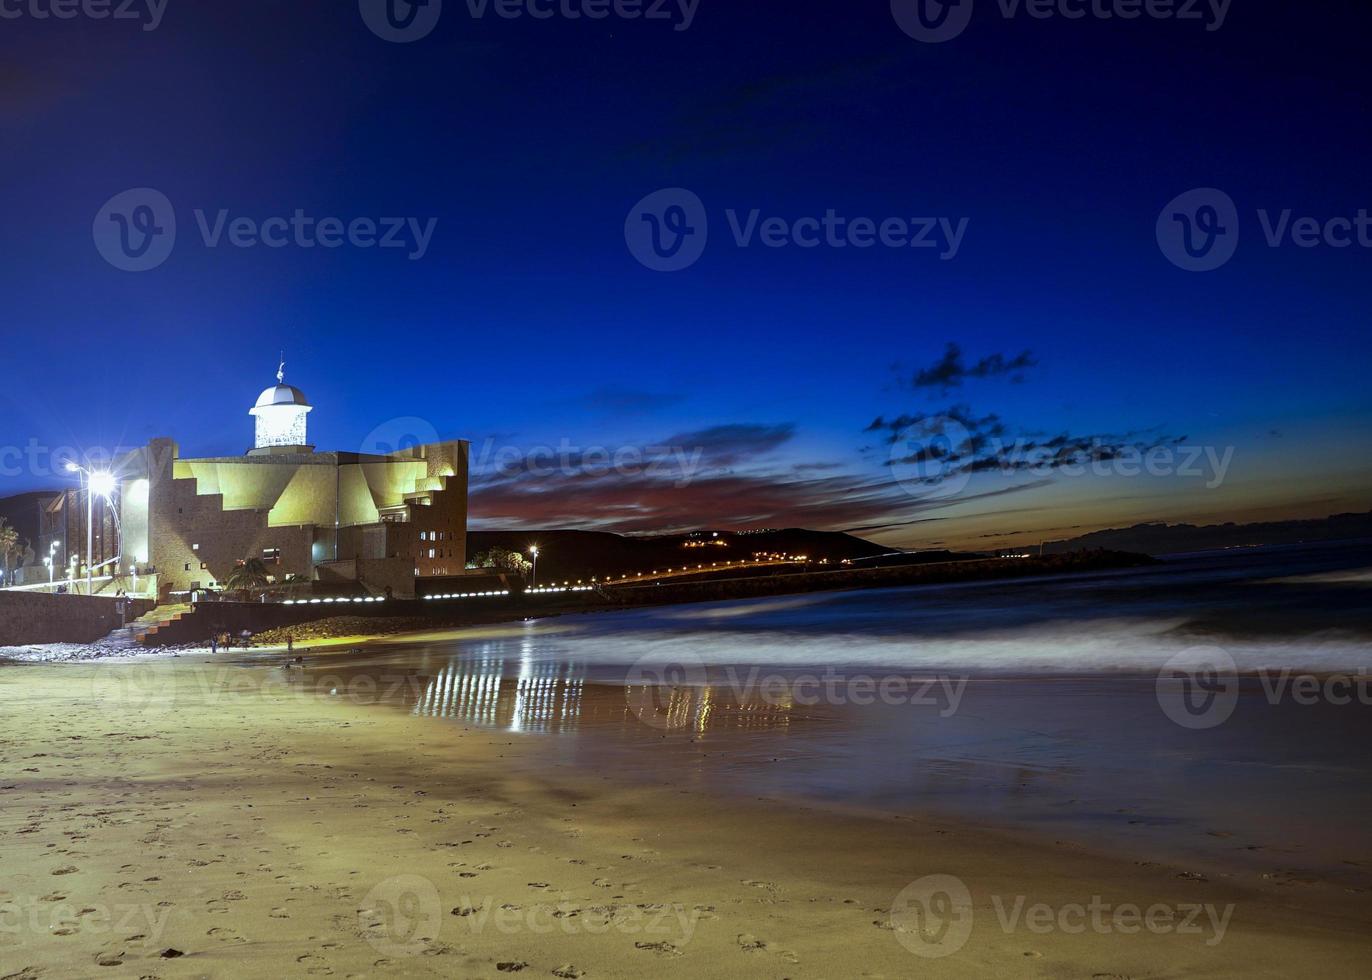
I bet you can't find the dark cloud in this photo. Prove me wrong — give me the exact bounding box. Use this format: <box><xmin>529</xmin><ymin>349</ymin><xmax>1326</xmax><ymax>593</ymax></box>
<box><xmin>561</xmin><ymin>386</ymin><xmax>685</xmax><ymax>416</ymax></box>
<box><xmin>910</xmin><ymin>343</ymin><xmax>1037</xmax><ymax>391</ymax></box>
<box><xmin>469</xmin><ymin>463</ymin><xmax>1048</xmax><ymax>537</ymax></box>
<box><xmin>663</xmin><ymin>422</ymin><xmax>796</xmax><ymax>467</ymax></box>
<box><xmin>467</xmin><ymin>419</ymin><xmax>1032</xmax><ymax>535</ymax></box>
<box><xmin>619</xmin><ymin>55</ymin><xmax>908</xmax><ymax>165</ymax></box>
<box><xmin>866</xmin><ymin>406</ymin><xmax>1184</xmax><ymax>487</ymax></box>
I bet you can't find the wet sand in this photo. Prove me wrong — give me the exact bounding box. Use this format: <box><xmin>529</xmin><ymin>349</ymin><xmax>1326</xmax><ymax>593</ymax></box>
<box><xmin>3</xmin><ymin>650</ymin><xmax>1372</xmax><ymax>977</ymax></box>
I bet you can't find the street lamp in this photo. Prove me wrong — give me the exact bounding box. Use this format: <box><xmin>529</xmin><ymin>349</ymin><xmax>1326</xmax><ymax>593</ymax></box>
<box><xmin>66</xmin><ymin>462</ymin><xmax>117</xmax><ymax>596</ymax></box>
<box><xmin>528</xmin><ymin>545</ymin><xmax>539</xmax><ymax>588</ymax></box>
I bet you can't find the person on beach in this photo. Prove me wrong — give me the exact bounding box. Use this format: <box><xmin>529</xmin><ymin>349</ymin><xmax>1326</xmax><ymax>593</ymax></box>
<box><xmin>210</xmin><ymin>634</ymin><xmax>218</xmax><ymax>654</ymax></box>
<box><xmin>286</xmin><ymin>635</ymin><xmax>294</xmax><ymax>654</ymax></box>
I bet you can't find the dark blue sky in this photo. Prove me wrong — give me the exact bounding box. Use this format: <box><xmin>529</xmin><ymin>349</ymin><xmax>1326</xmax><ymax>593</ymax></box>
<box><xmin>1</xmin><ymin>0</ymin><xmax>1369</xmax><ymax>549</ymax></box>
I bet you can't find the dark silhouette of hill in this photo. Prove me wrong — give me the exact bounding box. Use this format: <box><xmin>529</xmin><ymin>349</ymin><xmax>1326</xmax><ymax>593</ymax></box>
<box><xmin>1043</xmin><ymin>511</ymin><xmax>1372</xmax><ymax>556</ymax></box>
<box><xmin>466</xmin><ymin>528</ymin><xmax>899</xmax><ymax>582</ymax></box>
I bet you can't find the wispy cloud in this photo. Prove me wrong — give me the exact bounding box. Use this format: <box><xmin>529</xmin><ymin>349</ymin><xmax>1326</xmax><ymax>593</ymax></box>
<box><xmin>910</xmin><ymin>343</ymin><xmax>1037</xmax><ymax>392</ymax></box>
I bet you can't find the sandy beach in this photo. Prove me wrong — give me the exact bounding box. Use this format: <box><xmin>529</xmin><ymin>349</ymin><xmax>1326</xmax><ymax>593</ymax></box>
<box><xmin>3</xmin><ymin>642</ymin><xmax>1371</xmax><ymax>979</ymax></box>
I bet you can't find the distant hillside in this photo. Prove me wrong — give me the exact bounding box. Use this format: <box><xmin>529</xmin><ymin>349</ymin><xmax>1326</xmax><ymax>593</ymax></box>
<box><xmin>1043</xmin><ymin>511</ymin><xmax>1372</xmax><ymax>556</ymax></box>
<box><xmin>465</xmin><ymin>528</ymin><xmax>892</xmax><ymax>582</ymax></box>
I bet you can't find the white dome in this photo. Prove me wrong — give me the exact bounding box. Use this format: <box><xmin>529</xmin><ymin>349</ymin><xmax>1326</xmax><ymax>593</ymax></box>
<box><xmin>252</xmin><ymin>384</ymin><xmax>311</xmax><ymax>410</ymax></box>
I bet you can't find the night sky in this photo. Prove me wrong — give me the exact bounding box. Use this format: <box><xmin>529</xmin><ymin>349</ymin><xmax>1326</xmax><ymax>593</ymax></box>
<box><xmin>2</xmin><ymin>0</ymin><xmax>1369</xmax><ymax>550</ymax></box>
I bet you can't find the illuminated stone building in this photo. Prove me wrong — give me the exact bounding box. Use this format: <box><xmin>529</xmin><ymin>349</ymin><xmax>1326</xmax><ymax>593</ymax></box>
<box><xmin>109</xmin><ymin>366</ymin><xmax>469</xmax><ymax>599</ymax></box>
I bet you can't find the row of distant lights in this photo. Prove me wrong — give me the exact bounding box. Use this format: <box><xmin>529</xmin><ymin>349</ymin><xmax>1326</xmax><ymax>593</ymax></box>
<box><xmin>526</xmin><ymin>585</ymin><xmax>596</xmax><ymax>594</ymax></box>
<box><xmin>423</xmin><ymin>590</ymin><xmax>512</xmax><ymax>601</ymax></box>
<box><xmin>283</xmin><ymin>596</ymin><xmax>387</xmax><ymax>605</ymax></box>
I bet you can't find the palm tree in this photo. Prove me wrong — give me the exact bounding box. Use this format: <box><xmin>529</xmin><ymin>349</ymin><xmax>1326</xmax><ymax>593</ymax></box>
<box><xmin>223</xmin><ymin>557</ymin><xmax>272</xmax><ymax>602</ymax></box>
<box><xmin>0</xmin><ymin>519</ymin><xmax>19</xmax><ymax>589</ymax></box>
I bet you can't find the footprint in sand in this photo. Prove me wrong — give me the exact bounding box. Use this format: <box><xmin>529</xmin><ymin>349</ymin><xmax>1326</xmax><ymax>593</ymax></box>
<box><xmin>635</xmin><ymin>941</ymin><xmax>683</xmax><ymax>957</ymax></box>
<box><xmin>208</xmin><ymin>927</ymin><xmax>247</xmax><ymax>944</ymax></box>
<box><xmin>737</xmin><ymin>933</ymin><xmax>799</xmax><ymax>963</ymax></box>
<box><xmin>297</xmin><ymin>953</ymin><xmax>334</xmax><ymax>976</ymax></box>
<box><xmin>552</xmin><ymin>968</ymin><xmax>584</xmax><ymax>979</ymax></box>
<box><xmin>495</xmin><ymin>963</ymin><xmax>528</xmax><ymax>973</ymax></box>
<box><xmin>50</xmin><ymin>866</ymin><xmax>79</xmax><ymax>876</ymax></box>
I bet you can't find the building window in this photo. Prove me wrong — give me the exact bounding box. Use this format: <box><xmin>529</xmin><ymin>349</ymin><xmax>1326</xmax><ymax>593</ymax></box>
<box><xmin>263</xmin><ymin>548</ymin><xmax>281</xmax><ymax>564</ymax></box>
<box><xmin>184</xmin><ymin>562</ymin><xmax>191</xmax><ymax>571</ymax></box>
<box><xmin>200</xmin><ymin>562</ymin><xmax>208</xmax><ymax>570</ymax></box>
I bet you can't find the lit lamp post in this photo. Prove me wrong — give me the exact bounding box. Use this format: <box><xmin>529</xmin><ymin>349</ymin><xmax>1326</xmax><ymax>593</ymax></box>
<box><xmin>65</xmin><ymin>462</ymin><xmax>117</xmax><ymax>596</ymax></box>
<box><xmin>528</xmin><ymin>546</ymin><xmax>539</xmax><ymax>589</ymax></box>
<box><xmin>47</xmin><ymin>541</ymin><xmax>58</xmax><ymax>588</ymax></box>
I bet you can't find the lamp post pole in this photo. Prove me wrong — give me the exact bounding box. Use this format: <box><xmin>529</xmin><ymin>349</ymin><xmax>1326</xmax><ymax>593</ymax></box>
<box><xmin>85</xmin><ymin>475</ymin><xmax>94</xmax><ymax>596</ymax></box>
<box><xmin>67</xmin><ymin>462</ymin><xmax>115</xmax><ymax>597</ymax></box>
<box><xmin>529</xmin><ymin>546</ymin><xmax>539</xmax><ymax>589</ymax></box>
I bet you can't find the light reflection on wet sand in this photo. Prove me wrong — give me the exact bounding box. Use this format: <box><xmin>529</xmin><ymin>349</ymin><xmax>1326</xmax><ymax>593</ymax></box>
<box><xmin>278</xmin><ymin>544</ymin><xmax>1372</xmax><ymax>889</ymax></box>
<box><xmin>287</xmin><ymin>641</ymin><xmax>1372</xmax><ymax>891</ymax></box>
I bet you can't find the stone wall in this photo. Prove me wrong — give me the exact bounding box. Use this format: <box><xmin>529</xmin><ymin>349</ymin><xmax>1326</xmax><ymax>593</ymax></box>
<box><xmin>0</xmin><ymin>591</ymin><xmax>155</xmax><ymax>646</ymax></box>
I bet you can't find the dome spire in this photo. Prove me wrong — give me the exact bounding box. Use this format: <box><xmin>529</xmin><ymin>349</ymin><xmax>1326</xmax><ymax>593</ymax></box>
<box><xmin>277</xmin><ymin>351</ymin><xmax>286</xmax><ymax>384</ymax></box>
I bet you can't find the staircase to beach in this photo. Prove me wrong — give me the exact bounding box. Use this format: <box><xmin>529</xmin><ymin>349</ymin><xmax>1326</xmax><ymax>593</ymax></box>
<box><xmin>98</xmin><ymin>603</ymin><xmax>193</xmax><ymax>649</ymax></box>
